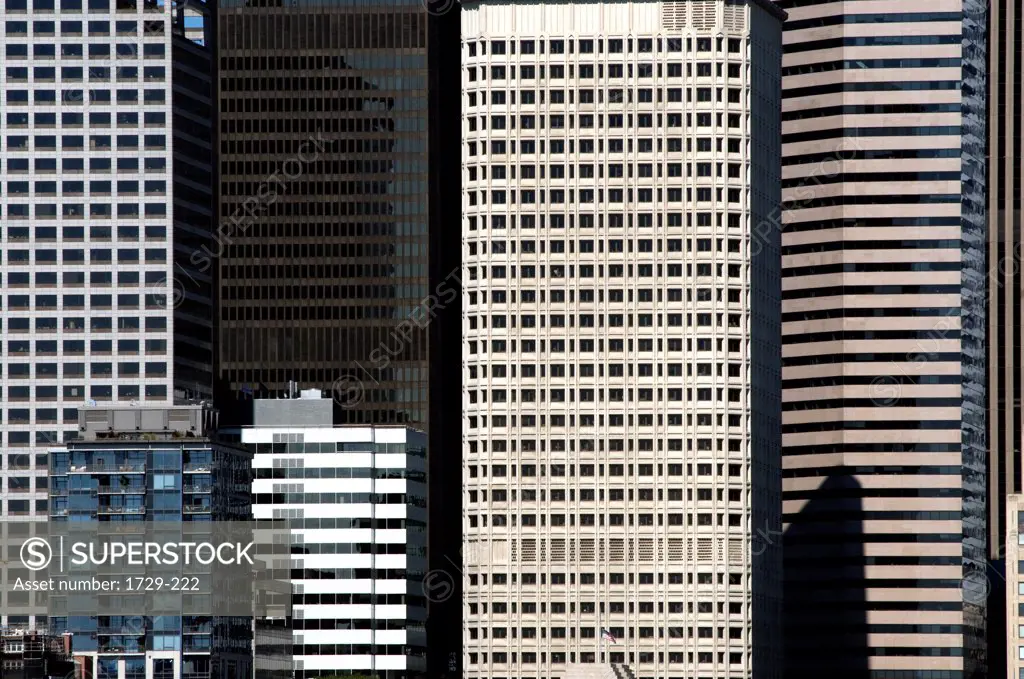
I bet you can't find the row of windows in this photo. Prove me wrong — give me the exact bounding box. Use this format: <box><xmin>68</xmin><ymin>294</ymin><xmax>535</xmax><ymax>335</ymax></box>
<box><xmin>5</xmin><ymin>43</ymin><xmax>165</xmax><ymax>58</ymax></box>
<box><xmin>468</xmin><ymin>75</ymin><xmax>741</xmax><ymax>111</ymax></box>
<box><xmin>467</xmin><ymin>137</ymin><xmax>744</xmax><ymax>155</ymax></box>
<box><xmin>466</xmin><ymin>650</ymin><xmax>745</xmax><ymax>666</ymax></box>
<box><xmin>2</xmin><ymin>204</ymin><xmax>168</xmax><ymax>218</ymax></box>
<box><xmin>6</xmin><ymin>134</ymin><xmax>165</xmax><ymax>149</ymax></box>
<box><xmin>473</xmin><ymin>239</ymin><xmax>744</xmax><ymax>255</ymax></box>
<box><xmin>468</xmin><ymin>625</ymin><xmax>741</xmax><ymax>641</ymax></box>
<box><xmin>467</xmin><ymin>312</ymin><xmax>746</xmax><ymax>329</ymax></box>
<box><xmin>469</xmin><ymin>599</ymin><xmax>743</xmax><ymax>616</ymax></box>
<box><xmin>469</xmin><ymin>188</ymin><xmax>745</xmax><ymax>205</ymax></box>
<box><xmin>4</xmin><ymin>18</ymin><xmax>162</xmax><ymax>34</ymax></box>
<box><xmin>467</xmin><ymin>414</ymin><xmax>745</xmax><ymax>429</ymax></box>
<box><xmin>470</xmin><ymin>263</ymin><xmax>745</xmax><ymax>280</ymax></box>
<box><xmin>2</xmin><ymin>387</ymin><xmax>168</xmax><ymax>409</ymax></box>
<box><xmin>469</xmin><ymin>513</ymin><xmax>743</xmax><ymax>528</ymax></box>
<box><xmin>468</xmin><ymin>463</ymin><xmax>744</xmax><ymax>478</ymax></box>
<box><xmin>0</xmin><ymin>361</ymin><xmax>166</xmax><ymax>377</ymax></box>
<box><xmin>5</xmin><ymin>270</ymin><xmax>166</xmax><ymax>286</ymax></box>
<box><xmin>5</xmin><ymin>249</ymin><xmax>166</xmax><ymax>262</ymax></box>
<box><xmin>1</xmin><ymin>328</ymin><xmax>166</xmax><ymax>342</ymax></box>
<box><xmin>467</xmin><ymin>387</ymin><xmax>746</xmax><ymax>406</ymax></box>
<box><xmin>6</xmin><ymin>180</ymin><xmax>165</xmax><ymax>193</ymax></box>
<box><xmin>6</xmin><ymin>66</ymin><xmax>166</xmax><ymax>81</ymax></box>
<box><xmin>467</xmin><ymin>37</ymin><xmax>744</xmax><ymax>56</ymax></box>
<box><xmin>468</xmin><ymin>337</ymin><xmax>744</xmax><ymax>355</ymax></box>
<box><xmin>4</xmin><ymin>229</ymin><xmax>163</xmax><ymax>243</ymax></box>
<box><xmin>473</xmin><ymin>163</ymin><xmax>743</xmax><ymax>184</ymax></box>
<box><xmin>467</xmin><ymin>212</ymin><xmax>746</xmax><ymax>230</ymax></box>
<box><xmin>468</xmin><ymin>488</ymin><xmax>744</xmax><ymax>504</ymax></box>
<box><xmin>471</xmin><ymin>361</ymin><xmax>743</xmax><ymax>377</ymax></box>
<box><xmin>5</xmin><ymin>0</ymin><xmax>163</xmax><ymax>12</ymax></box>
<box><xmin>3</xmin><ymin>155</ymin><xmax>166</xmax><ymax>170</ymax></box>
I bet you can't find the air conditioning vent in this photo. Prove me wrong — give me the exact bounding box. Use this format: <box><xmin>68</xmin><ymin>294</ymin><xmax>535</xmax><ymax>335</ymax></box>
<box><xmin>662</xmin><ymin>0</ymin><xmax>687</xmax><ymax>30</ymax></box>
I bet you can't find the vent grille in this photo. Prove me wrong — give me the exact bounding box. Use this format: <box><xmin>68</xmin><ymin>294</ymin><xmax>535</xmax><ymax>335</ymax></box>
<box><xmin>724</xmin><ymin>0</ymin><xmax>745</xmax><ymax>32</ymax></box>
<box><xmin>697</xmin><ymin>537</ymin><xmax>714</xmax><ymax>562</ymax></box>
<box><xmin>692</xmin><ymin>0</ymin><xmax>718</xmax><ymax>30</ymax></box>
<box><xmin>662</xmin><ymin>0</ymin><xmax>687</xmax><ymax>30</ymax></box>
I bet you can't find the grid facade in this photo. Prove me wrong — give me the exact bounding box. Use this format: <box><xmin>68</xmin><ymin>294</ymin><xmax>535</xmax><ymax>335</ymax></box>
<box><xmin>216</xmin><ymin>0</ymin><xmax>432</xmax><ymax>428</ymax></box>
<box><xmin>461</xmin><ymin>1</ymin><xmax>784</xmax><ymax>678</ymax></box>
<box><xmin>777</xmin><ymin>0</ymin><xmax>988</xmax><ymax>676</ymax></box>
<box><xmin>0</xmin><ymin>0</ymin><xmax>214</xmax><ymax>631</ymax></box>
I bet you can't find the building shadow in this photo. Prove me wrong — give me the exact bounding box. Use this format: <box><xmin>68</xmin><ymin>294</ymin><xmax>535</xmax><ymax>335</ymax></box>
<box><xmin>783</xmin><ymin>474</ymin><xmax>868</xmax><ymax>677</ymax></box>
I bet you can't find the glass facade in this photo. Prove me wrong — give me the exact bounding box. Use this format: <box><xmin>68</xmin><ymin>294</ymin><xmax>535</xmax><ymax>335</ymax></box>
<box><xmin>47</xmin><ymin>420</ymin><xmax>252</xmax><ymax>679</ymax></box>
<box><xmin>216</xmin><ymin>0</ymin><xmax>432</xmax><ymax>427</ymax></box>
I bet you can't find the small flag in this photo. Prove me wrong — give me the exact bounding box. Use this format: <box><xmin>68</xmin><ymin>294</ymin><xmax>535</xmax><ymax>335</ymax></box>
<box><xmin>601</xmin><ymin>628</ymin><xmax>618</xmax><ymax>644</ymax></box>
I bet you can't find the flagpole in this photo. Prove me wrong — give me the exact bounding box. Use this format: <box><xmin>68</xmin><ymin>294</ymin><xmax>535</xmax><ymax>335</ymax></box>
<box><xmin>598</xmin><ymin>606</ymin><xmax>603</xmax><ymax>665</ymax></box>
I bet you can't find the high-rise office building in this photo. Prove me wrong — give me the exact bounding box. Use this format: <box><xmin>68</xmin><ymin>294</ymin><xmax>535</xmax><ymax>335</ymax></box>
<box><xmin>216</xmin><ymin>0</ymin><xmax>437</xmax><ymax>428</ymax></box>
<box><xmin>0</xmin><ymin>0</ymin><xmax>215</xmax><ymax>628</ymax></box>
<box><xmin>214</xmin><ymin>1</ymin><xmax>462</xmax><ymax>674</ymax></box>
<box><xmin>461</xmin><ymin>1</ymin><xmax>785</xmax><ymax>677</ymax></box>
<box><xmin>243</xmin><ymin>392</ymin><xmax>428</xmax><ymax>678</ymax></box>
<box><xmin>777</xmin><ymin>0</ymin><xmax>987</xmax><ymax>675</ymax></box>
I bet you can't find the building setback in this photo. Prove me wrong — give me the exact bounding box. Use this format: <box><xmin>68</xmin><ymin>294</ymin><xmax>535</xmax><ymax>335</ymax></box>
<box><xmin>0</xmin><ymin>0</ymin><xmax>215</xmax><ymax>629</ymax></box>
<box><xmin>461</xmin><ymin>1</ymin><xmax>784</xmax><ymax>677</ymax></box>
<box><xmin>776</xmin><ymin>0</ymin><xmax>987</xmax><ymax>675</ymax></box>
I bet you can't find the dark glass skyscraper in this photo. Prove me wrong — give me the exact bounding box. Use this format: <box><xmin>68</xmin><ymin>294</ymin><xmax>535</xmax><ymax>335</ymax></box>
<box><xmin>216</xmin><ymin>0</ymin><xmax>434</xmax><ymax>428</ymax></box>
<box><xmin>215</xmin><ymin>0</ymin><xmax>462</xmax><ymax>675</ymax></box>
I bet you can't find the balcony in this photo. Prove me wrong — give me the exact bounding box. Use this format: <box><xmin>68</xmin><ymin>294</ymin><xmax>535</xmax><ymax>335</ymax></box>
<box><xmin>96</xmin><ymin>506</ymin><xmax>145</xmax><ymax>515</ymax></box>
<box><xmin>69</xmin><ymin>464</ymin><xmax>146</xmax><ymax>474</ymax></box>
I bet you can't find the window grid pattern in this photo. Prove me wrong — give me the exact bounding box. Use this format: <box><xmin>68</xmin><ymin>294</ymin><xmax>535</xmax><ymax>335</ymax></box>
<box><xmin>0</xmin><ymin>0</ymin><xmax>175</xmax><ymax>533</ymax></box>
<box><xmin>461</xmin><ymin>1</ymin><xmax>783</xmax><ymax>677</ymax></box>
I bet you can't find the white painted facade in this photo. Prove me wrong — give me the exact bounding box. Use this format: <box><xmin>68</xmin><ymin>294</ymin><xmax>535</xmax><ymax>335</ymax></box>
<box><xmin>245</xmin><ymin>405</ymin><xmax>428</xmax><ymax>678</ymax></box>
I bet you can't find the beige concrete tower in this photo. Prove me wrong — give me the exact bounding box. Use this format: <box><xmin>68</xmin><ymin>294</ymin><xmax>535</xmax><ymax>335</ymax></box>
<box><xmin>777</xmin><ymin>0</ymin><xmax>987</xmax><ymax>676</ymax></box>
<box><xmin>461</xmin><ymin>1</ymin><xmax>785</xmax><ymax>678</ymax></box>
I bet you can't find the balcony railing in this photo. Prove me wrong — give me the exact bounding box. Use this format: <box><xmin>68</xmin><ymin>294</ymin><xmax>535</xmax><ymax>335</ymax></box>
<box><xmin>68</xmin><ymin>464</ymin><xmax>146</xmax><ymax>474</ymax></box>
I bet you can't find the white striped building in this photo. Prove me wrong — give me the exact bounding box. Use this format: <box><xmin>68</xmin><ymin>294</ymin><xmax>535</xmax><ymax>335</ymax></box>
<box><xmin>244</xmin><ymin>393</ymin><xmax>428</xmax><ymax>679</ymax></box>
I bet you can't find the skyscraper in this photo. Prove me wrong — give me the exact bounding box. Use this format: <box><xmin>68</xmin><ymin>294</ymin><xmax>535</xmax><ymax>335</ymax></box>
<box><xmin>0</xmin><ymin>0</ymin><xmax>215</xmax><ymax>628</ymax></box>
<box><xmin>777</xmin><ymin>0</ymin><xmax>987</xmax><ymax>675</ymax></box>
<box><xmin>987</xmin><ymin>1</ymin><xmax>1020</xmax><ymax>673</ymax></box>
<box><xmin>216</xmin><ymin>0</ymin><xmax>434</xmax><ymax>428</ymax></box>
<box><xmin>461</xmin><ymin>1</ymin><xmax>785</xmax><ymax>677</ymax></box>
<box><xmin>214</xmin><ymin>1</ymin><xmax>463</xmax><ymax>674</ymax></box>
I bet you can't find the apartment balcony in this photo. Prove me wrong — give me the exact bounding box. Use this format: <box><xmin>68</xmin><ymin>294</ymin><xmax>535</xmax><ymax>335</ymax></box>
<box><xmin>68</xmin><ymin>464</ymin><xmax>146</xmax><ymax>474</ymax></box>
<box><xmin>96</xmin><ymin>506</ymin><xmax>145</xmax><ymax>515</ymax></box>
